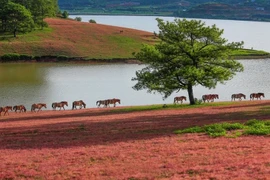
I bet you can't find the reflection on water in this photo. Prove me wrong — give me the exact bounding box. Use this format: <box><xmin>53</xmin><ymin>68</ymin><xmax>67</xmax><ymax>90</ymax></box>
<box><xmin>0</xmin><ymin>60</ymin><xmax>270</xmax><ymax>109</ymax></box>
<box><xmin>0</xmin><ymin>63</ymin><xmax>43</xmax><ymax>85</ymax></box>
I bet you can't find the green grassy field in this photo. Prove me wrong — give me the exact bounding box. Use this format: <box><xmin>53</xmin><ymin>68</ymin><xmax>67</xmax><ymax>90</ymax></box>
<box><xmin>0</xmin><ymin>18</ymin><xmax>156</xmax><ymax>60</ymax></box>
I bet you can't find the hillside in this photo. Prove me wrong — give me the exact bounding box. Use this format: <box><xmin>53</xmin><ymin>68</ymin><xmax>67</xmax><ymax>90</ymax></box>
<box><xmin>0</xmin><ymin>18</ymin><xmax>156</xmax><ymax>60</ymax></box>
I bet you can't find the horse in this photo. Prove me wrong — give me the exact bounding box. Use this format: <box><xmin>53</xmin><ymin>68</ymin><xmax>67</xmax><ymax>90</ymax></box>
<box><xmin>31</xmin><ymin>103</ymin><xmax>47</xmax><ymax>112</ymax></box>
<box><xmin>231</xmin><ymin>93</ymin><xmax>246</xmax><ymax>101</ymax></box>
<box><xmin>202</xmin><ymin>94</ymin><xmax>218</xmax><ymax>103</ymax></box>
<box><xmin>2</xmin><ymin>106</ymin><xmax>13</xmax><ymax>116</ymax></box>
<box><xmin>52</xmin><ymin>101</ymin><xmax>68</xmax><ymax>110</ymax></box>
<box><xmin>174</xmin><ymin>96</ymin><xmax>186</xmax><ymax>104</ymax></box>
<box><xmin>250</xmin><ymin>93</ymin><xmax>265</xmax><ymax>100</ymax></box>
<box><xmin>72</xmin><ymin>100</ymin><xmax>86</xmax><ymax>110</ymax></box>
<box><xmin>107</xmin><ymin>98</ymin><xmax>121</xmax><ymax>107</ymax></box>
<box><xmin>96</xmin><ymin>100</ymin><xmax>109</xmax><ymax>108</ymax></box>
<box><xmin>13</xmin><ymin>105</ymin><xmax>26</xmax><ymax>113</ymax></box>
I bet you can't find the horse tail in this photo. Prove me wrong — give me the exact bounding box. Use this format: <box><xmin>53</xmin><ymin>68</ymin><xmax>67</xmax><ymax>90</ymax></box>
<box><xmin>250</xmin><ymin>93</ymin><xmax>253</xmax><ymax>100</ymax></box>
<box><xmin>202</xmin><ymin>95</ymin><xmax>205</xmax><ymax>102</ymax></box>
<box><xmin>72</xmin><ymin>102</ymin><xmax>75</xmax><ymax>110</ymax></box>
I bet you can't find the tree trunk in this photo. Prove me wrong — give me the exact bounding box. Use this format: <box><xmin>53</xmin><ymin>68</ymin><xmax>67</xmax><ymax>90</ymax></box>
<box><xmin>187</xmin><ymin>83</ymin><xmax>195</xmax><ymax>105</ymax></box>
<box><xmin>13</xmin><ymin>29</ymin><xmax>16</xmax><ymax>37</ymax></box>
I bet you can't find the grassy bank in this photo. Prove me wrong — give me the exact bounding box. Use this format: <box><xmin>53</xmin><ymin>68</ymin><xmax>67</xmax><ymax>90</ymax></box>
<box><xmin>0</xmin><ymin>18</ymin><xmax>269</xmax><ymax>61</ymax></box>
<box><xmin>0</xmin><ymin>18</ymin><xmax>157</xmax><ymax>60</ymax></box>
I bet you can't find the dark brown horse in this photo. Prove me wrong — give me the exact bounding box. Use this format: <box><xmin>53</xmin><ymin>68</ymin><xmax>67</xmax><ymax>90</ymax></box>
<box><xmin>31</xmin><ymin>103</ymin><xmax>47</xmax><ymax>112</ymax></box>
<box><xmin>250</xmin><ymin>93</ymin><xmax>265</xmax><ymax>100</ymax></box>
<box><xmin>52</xmin><ymin>101</ymin><xmax>68</xmax><ymax>110</ymax></box>
<box><xmin>72</xmin><ymin>100</ymin><xmax>86</xmax><ymax>110</ymax></box>
<box><xmin>96</xmin><ymin>100</ymin><xmax>109</xmax><ymax>108</ymax></box>
<box><xmin>231</xmin><ymin>93</ymin><xmax>246</xmax><ymax>101</ymax></box>
<box><xmin>202</xmin><ymin>94</ymin><xmax>219</xmax><ymax>103</ymax></box>
<box><xmin>174</xmin><ymin>96</ymin><xmax>186</xmax><ymax>104</ymax></box>
<box><xmin>13</xmin><ymin>105</ymin><xmax>26</xmax><ymax>113</ymax></box>
<box><xmin>107</xmin><ymin>98</ymin><xmax>121</xmax><ymax>107</ymax></box>
<box><xmin>2</xmin><ymin>106</ymin><xmax>13</xmax><ymax>116</ymax></box>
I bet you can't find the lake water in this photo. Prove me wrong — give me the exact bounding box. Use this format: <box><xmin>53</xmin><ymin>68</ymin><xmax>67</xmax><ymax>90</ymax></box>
<box><xmin>70</xmin><ymin>15</ymin><xmax>270</xmax><ymax>53</ymax></box>
<box><xmin>1</xmin><ymin>16</ymin><xmax>270</xmax><ymax>110</ymax></box>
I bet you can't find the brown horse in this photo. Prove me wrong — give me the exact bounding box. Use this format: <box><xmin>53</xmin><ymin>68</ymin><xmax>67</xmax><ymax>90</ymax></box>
<box><xmin>13</xmin><ymin>105</ymin><xmax>26</xmax><ymax>113</ymax></box>
<box><xmin>72</xmin><ymin>100</ymin><xmax>86</xmax><ymax>110</ymax></box>
<box><xmin>96</xmin><ymin>100</ymin><xmax>109</xmax><ymax>108</ymax></box>
<box><xmin>250</xmin><ymin>93</ymin><xmax>265</xmax><ymax>100</ymax></box>
<box><xmin>174</xmin><ymin>96</ymin><xmax>186</xmax><ymax>104</ymax></box>
<box><xmin>107</xmin><ymin>98</ymin><xmax>121</xmax><ymax>107</ymax></box>
<box><xmin>31</xmin><ymin>103</ymin><xmax>47</xmax><ymax>112</ymax></box>
<box><xmin>202</xmin><ymin>94</ymin><xmax>219</xmax><ymax>103</ymax></box>
<box><xmin>52</xmin><ymin>101</ymin><xmax>68</xmax><ymax>110</ymax></box>
<box><xmin>2</xmin><ymin>106</ymin><xmax>13</xmax><ymax>116</ymax></box>
<box><xmin>231</xmin><ymin>93</ymin><xmax>246</xmax><ymax>101</ymax></box>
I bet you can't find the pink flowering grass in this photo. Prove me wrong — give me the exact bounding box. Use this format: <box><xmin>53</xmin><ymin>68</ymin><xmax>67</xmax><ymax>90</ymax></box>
<box><xmin>0</xmin><ymin>100</ymin><xmax>270</xmax><ymax>179</ymax></box>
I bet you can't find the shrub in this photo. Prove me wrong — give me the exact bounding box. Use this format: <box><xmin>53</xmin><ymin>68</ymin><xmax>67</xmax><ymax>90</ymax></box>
<box><xmin>89</xmin><ymin>19</ymin><xmax>97</xmax><ymax>23</ymax></box>
<box><xmin>62</xmin><ymin>11</ymin><xmax>69</xmax><ymax>19</ymax></box>
<box><xmin>20</xmin><ymin>54</ymin><xmax>33</xmax><ymax>60</ymax></box>
<box><xmin>1</xmin><ymin>53</ymin><xmax>20</xmax><ymax>61</ymax></box>
<box><xmin>203</xmin><ymin>124</ymin><xmax>227</xmax><ymax>137</ymax></box>
<box><xmin>75</xmin><ymin>17</ymin><xmax>82</xmax><ymax>22</ymax></box>
<box><xmin>57</xmin><ymin>55</ymin><xmax>69</xmax><ymax>61</ymax></box>
<box><xmin>174</xmin><ymin>126</ymin><xmax>204</xmax><ymax>134</ymax></box>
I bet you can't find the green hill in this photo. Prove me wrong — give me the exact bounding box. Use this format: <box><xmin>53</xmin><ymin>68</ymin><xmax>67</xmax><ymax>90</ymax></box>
<box><xmin>0</xmin><ymin>18</ymin><xmax>157</xmax><ymax>61</ymax></box>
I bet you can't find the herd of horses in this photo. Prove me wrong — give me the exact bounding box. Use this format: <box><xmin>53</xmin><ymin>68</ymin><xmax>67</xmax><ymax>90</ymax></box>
<box><xmin>0</xmin><ymin>98</ymin><xmax>121</xmax><ymax>116</ymax></box>
<box><xmin>0</xmin><ymin>93</ymin><xmax>265</xmax><ymax>116</ymax></box>
<box><xmin>173</xmin><ymin>92</ymin><xmax>265</xmax><ymax>104</ymax></box>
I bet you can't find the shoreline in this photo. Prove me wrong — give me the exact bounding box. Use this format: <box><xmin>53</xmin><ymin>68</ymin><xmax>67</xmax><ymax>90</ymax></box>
<box><xmin>0</xmin><ymin>55</ymin><xmax>269</xmax><ymax>64</ymax></box>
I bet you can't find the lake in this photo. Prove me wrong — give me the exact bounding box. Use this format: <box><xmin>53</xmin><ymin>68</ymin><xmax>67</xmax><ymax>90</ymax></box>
<box><xmin>70</xmin><ymin>15</ymin><xmax>270</xmax><ymax>53</ymax></box>
<box><xmin>1</xmin><ymin>16</ymin><xmax>270</xmax><ymax>110</ymax></box>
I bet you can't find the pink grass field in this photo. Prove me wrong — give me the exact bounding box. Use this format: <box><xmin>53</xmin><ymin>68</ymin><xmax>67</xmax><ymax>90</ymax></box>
<box><xmin>0</xmin><ymin>100</ymin><xmax>270</xmax><ymax>179</ymax></box>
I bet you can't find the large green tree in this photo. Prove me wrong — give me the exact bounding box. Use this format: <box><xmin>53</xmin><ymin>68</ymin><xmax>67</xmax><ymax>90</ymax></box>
<box><xmin>5</xmin><ymin>1</ymin><xmax>34</xmax><ymax>37</ymax></box>
<box><xmin>132</xmin><ymin>18</ymin><xmax>244</xmax><ymax>105</ymax></box>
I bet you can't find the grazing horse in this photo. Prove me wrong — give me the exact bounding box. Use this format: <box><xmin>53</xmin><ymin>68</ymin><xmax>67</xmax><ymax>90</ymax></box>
<box><xmin>96</xmin><ymin>100</ymin><xmax>109</xmax><ymax>108</ymax></box>
<box><xmin>13</xmin><ymin>105</ymin><xmax>26</xmax><ymax>113</ymax></box>
<box><xmin>52</xmin><ymin>101</ymin><xmax>68</xmax><ymax>110</ymax></box>
<box><xmin>107</xmin><ymin>98</ymin><xmax>121</xmax><ymax>107</ymax></box>
<box><xmin>231</xmin><ymin>93</ymin><xmax>246</xmax><ymax>101</ymax></box>
<box><xmin>202</xmin><ymin>94</ymin><xmax>218</xmax><ymax>103</ymax></box>
<box><xmin>250</xmin><ymin>93</ymin><xmax>265</xmax><ymax>100</ymax></box>
<box><xmin>2</xmin><ymin>106</ymin><xmax>13</xmax><ymax>116</ymax></box>
<box><xmin>72</xmin><ymin>100</ymin><xmax>86</xmax><ymax>110</ymax></box>
<box><xmin>31</xmin><ymin>103</ymin><xmax>47</xmax><ymax>112</ymax></box>
<box><xmin>174</xmin><ymin>96</ymin><xmax>186</xmax><ymax>104</ymax></box>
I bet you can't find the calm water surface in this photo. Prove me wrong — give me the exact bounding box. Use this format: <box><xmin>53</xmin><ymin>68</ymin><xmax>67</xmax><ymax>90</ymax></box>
<box><xmin>1</xmin><ymin>16</ymin><xmax>270</xmax><ymax>109</ymax></box>
<box><xmin>0</xmin><ymin>60</ymin><xmax>270</xmax><ymax>110</ymax></box>
<box><xmin>70</xmin><ymin>15</ymin><xmax>270</xmax><ymax>52</ymax></box>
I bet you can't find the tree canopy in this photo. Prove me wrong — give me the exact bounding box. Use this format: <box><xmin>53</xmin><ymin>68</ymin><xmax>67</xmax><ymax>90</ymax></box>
<box><xmin>132</xmin><ymin>18</ymin><xmax>244</xmax><ymax>105</ymax></box>
<box><xmin>0</xmin><ymin>0</ymin><xmax>58</xmax><ymax>36</ymax></box>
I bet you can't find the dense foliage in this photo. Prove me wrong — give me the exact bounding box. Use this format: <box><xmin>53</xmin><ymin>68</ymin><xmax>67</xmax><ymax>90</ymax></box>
<box><xmin>132</xmin><ymin>18</ymin><xmax>244</xmax><ymax>105</ymax></box>
<box><xmin>0</xmin><ymin>0</ymin><xmax>58</xmax><ymax>36</ymax></box>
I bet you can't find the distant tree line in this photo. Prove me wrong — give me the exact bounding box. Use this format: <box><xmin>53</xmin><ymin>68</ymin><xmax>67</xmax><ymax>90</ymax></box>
<box><xmin>0</xmin><ymin>0</ymin><xmax>59</xmax><ymax>37</ymax></box>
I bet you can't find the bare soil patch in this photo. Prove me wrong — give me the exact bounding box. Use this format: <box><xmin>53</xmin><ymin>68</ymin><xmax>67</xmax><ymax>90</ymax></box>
<box><xmin>0</xmin><ymin>100</ymin><xmax>270</xmax><ymax>179</ymax></box>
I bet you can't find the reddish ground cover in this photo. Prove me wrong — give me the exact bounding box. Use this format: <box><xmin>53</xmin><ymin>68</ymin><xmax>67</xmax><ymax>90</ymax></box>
<box><xmin>0</xmin><ymin>101</ymin><xmax>270</xmax><ymax>179</ymax></box>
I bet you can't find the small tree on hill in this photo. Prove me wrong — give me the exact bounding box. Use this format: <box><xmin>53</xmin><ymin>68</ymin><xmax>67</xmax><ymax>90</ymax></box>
<box><xmin>132</xmin><ymin>18</ymin><xmax>244</xmax><ymax>105</ymax></box>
